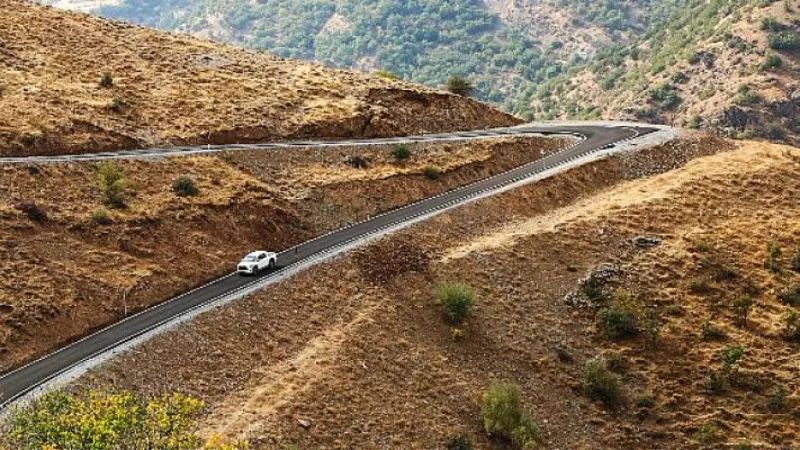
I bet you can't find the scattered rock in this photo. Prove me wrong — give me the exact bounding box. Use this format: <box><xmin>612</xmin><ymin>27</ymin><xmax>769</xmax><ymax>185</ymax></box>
<box><xmin>633</xmin><ymin>236</ymin><xmax>662</xmax><ymax>248</ymax></box>
<box><xmin>298</xmin><ymin>418</ymin><xmax>313</xmax><ymax>429</ymax></box>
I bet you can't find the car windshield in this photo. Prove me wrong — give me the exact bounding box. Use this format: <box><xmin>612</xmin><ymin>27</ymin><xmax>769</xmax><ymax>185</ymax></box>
<box><xmin>243</xmin><ymin>255</ymin><xmax>259</xmax><ymax>262</ymax></box>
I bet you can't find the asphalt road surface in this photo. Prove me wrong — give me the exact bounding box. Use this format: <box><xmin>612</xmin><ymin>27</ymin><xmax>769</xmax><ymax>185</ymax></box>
<box><xmin>0</xmin><ymin>123</ymin><xmax>657</xmax><ymax>409</ymax></box>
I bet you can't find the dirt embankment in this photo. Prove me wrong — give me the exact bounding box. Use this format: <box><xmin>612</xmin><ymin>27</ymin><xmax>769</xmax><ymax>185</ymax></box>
<box><xmin>0</xmin><ymin>0</ymin><xmax>518</xmax><ymax>157</ymax></box>
<box><xmin>0</xmin><ymin>136</ymin><xmax>567</xmax><ymax>373</ymax></box>
<box><xmin>70</xmin><ymin>134</ymin><xmax>800</xmax><ymax>450</ymax></box>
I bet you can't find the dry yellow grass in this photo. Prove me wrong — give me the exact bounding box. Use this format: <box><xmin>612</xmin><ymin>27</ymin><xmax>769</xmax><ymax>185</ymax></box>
<box><xmin>76</xmin><ymin>137</ymin><xmax>800</xmax><ymax>449</ymax></box>
<box><xmin>0</xmin><ymin>0</ymin><xmax>515</xmax><ymax>157</ymax></box>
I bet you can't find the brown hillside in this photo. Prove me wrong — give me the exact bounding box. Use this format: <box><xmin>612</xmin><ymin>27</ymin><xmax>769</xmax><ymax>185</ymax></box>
<box><xmin>0</xmin><ymin>135</ymin><xmax>569</xmax><ymax>373</ymax></box>
<box><xmin>0</xmin><ymin>0</ymin><xmax>517</xmax><ymax>157</ymax></box>
<box><xmin>73</xmin><ymin>136</ymin><xmax>800</xmax><ymax>449</ymax></box>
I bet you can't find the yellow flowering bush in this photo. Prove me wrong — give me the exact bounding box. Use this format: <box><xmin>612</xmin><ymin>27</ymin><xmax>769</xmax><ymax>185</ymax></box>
<box><xmin>1</xmin><ymin>390</ymin><xmax>247</xmax><ymax>450</ymax></box>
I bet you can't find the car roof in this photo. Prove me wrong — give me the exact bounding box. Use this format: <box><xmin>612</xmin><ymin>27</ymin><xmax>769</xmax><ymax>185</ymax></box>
<box><xmin>245</xmin><ymin>251</ymin><xmax>267</xmax><ymax>257</ymax></box>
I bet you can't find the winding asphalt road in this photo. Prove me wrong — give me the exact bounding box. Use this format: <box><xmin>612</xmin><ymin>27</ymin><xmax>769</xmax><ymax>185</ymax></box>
<box><xmin>0</xmin><ymin>123</ymin><xmax>658</xmax><ymax>410</ymax></box>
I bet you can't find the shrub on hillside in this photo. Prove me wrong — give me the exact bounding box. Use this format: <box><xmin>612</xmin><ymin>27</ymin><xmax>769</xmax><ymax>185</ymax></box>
<box><xmin>737</xmin><ymin>84</ymin><xmax>760</xmax><ymax>106</ymax></box>
<box><xmin>446</xmin><ymin>76</ymin><xmax>475</xmax><ymax>97</ymax></box>
<box><xmin>445</xmin><ymin>434</ymin><xmax>472</xmax><ymax>450</ymax></box>
<box><xmin>761</xmin><ymin>17</ymin><xmax>787</xmax><ymax>32</ymax></box>
<box><xmin>91</xmin><ymin>208</ymin><xmax>112</xmax><ymax>225</ymax></box>
<box><xmin>422</xmin><ymin>166</ymin><xmax>441</xmax><ymax>180</ymax></box>
<box><xmin>777</xmin><ymin>284</ymin><xmax>800</xmax><ymax>307</ymax></box>
<box><xmin>0</xmin><ymin>390</ymin><xmax>246</xmax><ymax>450</ymax></box>
<box><xmin>581</xmin><ymin>357</ymin><xmax>625</xmax><ymax>409</ymax></box>
<box><xmin>791</xmin><ymin>251</ymin><xmax>800</xmax><ymax>273</ymax></box>
<box><xmin>596</xmin><ymin>302</ymin><xmax>639</xmax><ymax>340</ymax></box>
<box><xmin>759</xmin><ymin>54</ymin><xmax>783</xmax><ymax>72</ymax></box>
<box><xmin>480</xmin><ymin>382</ymin><xmax>542</xmax><ymax>449</ymax></box>
<box><xmin>648</xmin><ymin>83</ymin><xmax>681</xmax><ymax>109</ymax></box>
<box><xmin>435</xmin><ymin>283</ymin><xmax>474</xmax><ymax>325</ymax></box>
<box><xmin>764</xmin><ymin>243</ymin><xmax>782</xmax><ymax>272</ymax></box>
<box><xmin>694</xmin><ymin>423</ymin><xmax>723</xmax><ymax>445</ymax></box>
<box><xmin>96</xmin><ymin>162</ymin><xmax>128</xmax><ymax>209</ymax></box>
<box><xmin>172</xmin><ymin>175</ymin><xmax>200</xmax><ymax>197</ymax></box>
<box><xmin>766</xmin><ymin>385</ymin><xmax>786</xmax><ymax>412</ymax></box>
<box><xmin>783</xmin><ymin>311</ymin><xmax>800</xmax><ymax>341</ymax></box>
<box><xmin>732</xmin><ymin>295</ymin><xmax>753</xmax><ymax>327</ymax></box>
<box><xmin>391</xmin><ymin>144</ymin><xmax>412</xmax><ymax>161</ymax></box>
<box><xmin>720</xmin><ymin>345</ymin><xmax>745</xmax><ymax>374</ymax></box>
<box><xmin>13</xmin><ymin>201</ymin><xmax>47</xmax><ymax>223</ymax></box>
<box><xmin>99</xmin><ymin>72</ymin><xmax>113</xmax><ymax>88</ymax></box>
<box><xmin>768</xmin><ymin>31</ymin><xmax>800</xmax><ymax>50</ymax></box>
<box><xmin>701</xmin><ymin>320</ymin><xmax>727</xmax><ymax>341</ymax></box>
<box><xmin>346</xmin><ymin>155</ymin><xmax>369</xmax><ymax>169</ymax></box>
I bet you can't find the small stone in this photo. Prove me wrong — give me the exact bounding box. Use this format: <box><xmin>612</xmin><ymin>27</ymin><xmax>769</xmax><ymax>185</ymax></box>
<box><xmin>298</xmin><ymin>418</ymin><xmax>312</xmax><ymax>429</ymax></box>
<box><xmin>633</xmin><ymin>236</ymin><xmax>662</xmax><ymax>248</ymax></box>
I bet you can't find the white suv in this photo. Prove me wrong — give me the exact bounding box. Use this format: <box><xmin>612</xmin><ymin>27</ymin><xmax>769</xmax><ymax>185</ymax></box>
<box><xmin>237</xmin><ymin>251</ymin><xmax>277</xmax><ymax>275</ymax></box>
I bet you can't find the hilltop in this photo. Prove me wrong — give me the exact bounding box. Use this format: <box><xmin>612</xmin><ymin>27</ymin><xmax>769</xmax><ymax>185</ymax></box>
<box><xmin>44</xmin><ymin>0</ymin><xmax>800</xmax><ymax>143</ymax></box>
<box><xmin>0</xmin><ymin>0</ymin><xmax>515</xmax><ymax>157</ymax></box>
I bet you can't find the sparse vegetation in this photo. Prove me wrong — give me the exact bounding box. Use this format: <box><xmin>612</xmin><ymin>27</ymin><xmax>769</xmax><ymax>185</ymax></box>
<box><xmin>768</xmin><ymin>31</ymin><xmax>800</xmax><ymax>50</ymax></box>
<box><xmin>581</xmin><ymin>357</ymin><xmax>625</xmax><ymax>409</ymax></box>
<box><xmin>172</xmin><ymin>175</ymin><xmax>200</xmax><ymax>197</ymax></box>
<box><xmin>737</xmin><ymin>84</ymin><xmax>760</xmax><ymax>106</ymax></box>
<box><xmin>705</xmin><ymin>345</ymin><xmax>745</xmax><ymax>394</ymax></box>
<box><xmin>791</xmin><ymin>250</ymin><xmax>800</xmax><ymax>273</ymax></box>
<box><xmin>91</xmin><ymin>208</ymin><xmax>113</xmax><ymax>225</ymax></box>
<box><xmin>422</xmin><ymin>166</ymin><xmax>442</xmax><ymax>180</ymax></box>
<box><xmin>0</xmin><ymin>390</ymin><xmax>246</xmax><ymax>450</ymax></box>
<box><xmin>777</xmin><ymin>284</ymin><xmax>800</xmax><ymax>307</ymax></box>
<box><xmin>99</xmin><ymin>72</ymin><xmax>113</xmax><ymax>88</ymax></box>
<box><xmin>761</xmin><ymin>17</ymin><xmax>787</xmax><ymax>32</ymax></box>
<box><xmin>689</xmin><ymin>277</ymin><xmax>711</xmax><ymax>294</ymax></box>
<box><xmin>783</xmin><ymin>310</ymin><xmax>800</xmax><ymax>341</ymax></box>
<box><xmin>445</xmin><ymin>434</ymin><xmax>472</xmax><ymax>450</ymax></box>
<box><xmin>642</xmin><ymin>309</ymin><xmax>662</xmax><ymax>348</ymax></box>
<box><xmin>434</xmin><ymin>283</ymin><xmax>474</xmax><ymax>325</ymax></box>
<box><xmin>480</xmin><ymin>382</ymin><xmax>542</xmax><ymax>449</ymax></box>
<box><xmin>445</xmin><ymin>76</ymin><xmax>474</xmax><ymax>97</ymax></box>
<box><xmin>13</xmin><ymin>201</ymin><xmax>47</xmax><ymax>223</ymax></box>
<box><xmin>596</xmin><ymin>290</ymin><xmax>639</xmax><ymax>340</ymax></box>
<box><xmin>648</xmin><ymin>83</ymin><xmax>681</xmax><ymax>109</ymax></box>
<box><xmin>346</xmin><ymin>155</ymin><xmax>369</xmax><ymax>169</ymax></box>
<box><xmin>107</xmin><ymin>97</ymin><xmax>130</xmax><ymax>113</ymax></box>
<box><xmin>391</xmin><ymin>144</ymin><xmax>412</xmax><ymax>161</ymax></box>
<box><xmin>732</xmin><ymin>294</ymin><xmax>753</xmax><ymax>327</ymax></box>
<box><xmin>96</xmin><ymin>162</ymin><xmax>129</xmax><ymax>209</ymax></box>
<box><xmin>701</xmin><ymin>320</ymin><xmax>727</xmax><ymax>341</ymax></box>
<box><xmin>764</xmin><ymin>243</ymin><xmax>782</xmax><ymax>273</ymax></box>
<box><xmin>694</xmin><ymin>423</ymin><xmax>723</xmax><ymax>444</ymax></box>
<box><xmin>758</xmin><ymin>53</ymin><xmax>783</xmax><ymax>72</ymax></box>
<box><xmin>720</xmin><ymin>345</ymin><xmax>745</xmax><ymax>374</ymax></box>
<box><xmin>766</xmin><ymin>385</ymin><xmax>786</xmax><ymax>412</ymax></box>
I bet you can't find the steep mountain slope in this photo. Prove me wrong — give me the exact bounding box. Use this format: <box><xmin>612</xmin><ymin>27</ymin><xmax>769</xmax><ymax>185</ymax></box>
<box><xmin>534</xmin><ymin>0</ymin><xmax>800</xmax><ymax>145</ymax></box>
<box><xmin>65</xmin><ymin>136</ymin><xmax>800</xmax><ymax>449</ymax></box>
<box><xmin>0</xmin><ymin>0</ymin><xmax>515</xmax><ymax>157</ymax></box>
<box><xmin>43</xmin><ymin>0</ymin><xmax>800</xmax><ymax>144</ymax></box>
<box><xmin>40</xmin><ymin>0</ymin><xmax>690</xmax><ymax>116</ymax></box>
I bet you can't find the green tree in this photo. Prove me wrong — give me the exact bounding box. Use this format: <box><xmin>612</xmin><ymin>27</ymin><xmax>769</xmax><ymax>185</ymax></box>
<box><xmin>445</xmin><ymin>76</ymin><xmax>475</xmax><ymax>97</ymax></box>
<box><xmin>97</xmin><ymin>162</ymin><xmax>129</xmax><ymax>208</ymax></box>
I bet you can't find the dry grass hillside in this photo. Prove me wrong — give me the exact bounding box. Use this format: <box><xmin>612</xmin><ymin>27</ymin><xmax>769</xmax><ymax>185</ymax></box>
<box><xmin>73</xmin><ymin>135</ymin><xmax>800</xmax><ymax>449</ymax></box>
<box><xmin>0</xmin><ymin>0</ymin><xmax>516</xmax><ymax>157</ymax></box>
<box><xmin>0</xmin><ymin>135</ymin><xmax>569</xmax><ymax>373</ymax></box>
